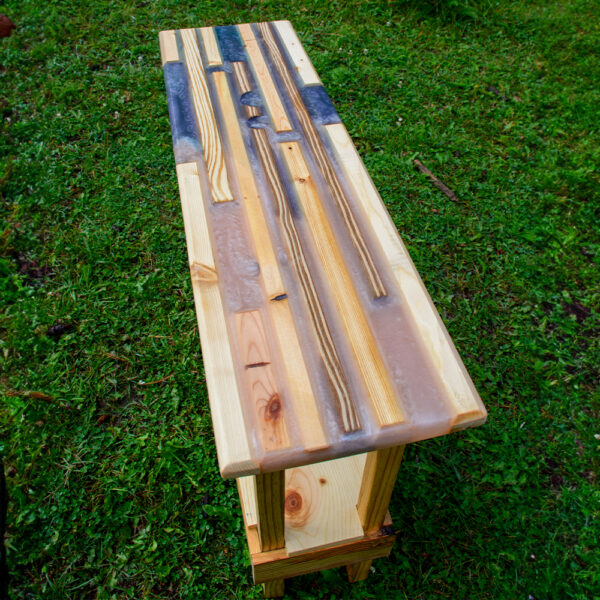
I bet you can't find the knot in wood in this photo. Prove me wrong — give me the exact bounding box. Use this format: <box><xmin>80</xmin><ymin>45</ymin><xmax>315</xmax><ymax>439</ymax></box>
<box><xmin>265</xmin><ymin>394</ymin><xmax>281</xmax><ymax>421</ymax></box>
<box><xmin>285</xmin><ymin>490</ymin><xmax>302</xmax><ymax>514</ymax></box>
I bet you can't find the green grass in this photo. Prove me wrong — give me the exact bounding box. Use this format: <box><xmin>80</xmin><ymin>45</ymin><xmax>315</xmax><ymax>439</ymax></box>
<box><xmin>1</xmin><ymin>0</ymin><xmax>599</xmax><ymax>598</ymax></box>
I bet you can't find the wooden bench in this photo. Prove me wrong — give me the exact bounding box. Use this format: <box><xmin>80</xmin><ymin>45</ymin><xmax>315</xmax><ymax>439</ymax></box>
<box><xmin>159</xmin><ymin>21</ymin><xmax>486</xmax><ymax>598</ymax></box>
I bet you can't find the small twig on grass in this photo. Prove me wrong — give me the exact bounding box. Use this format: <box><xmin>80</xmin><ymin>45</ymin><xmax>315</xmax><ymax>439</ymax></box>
<box><xmin>137</xmin><ymin>374</ymin><xmax>174</xmax><ymax>386</ymax></box>
<box><xmin>413</xmin><ymin>158</ymin><xmax>458</xmax><ymax>202</ymax></box>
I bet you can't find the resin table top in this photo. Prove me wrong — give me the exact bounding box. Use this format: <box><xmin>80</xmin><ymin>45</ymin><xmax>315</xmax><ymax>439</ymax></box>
<box><xmin>159</xmin><ymin>21</ymin><xmax>487</xmax><ymax>479</ymax></box>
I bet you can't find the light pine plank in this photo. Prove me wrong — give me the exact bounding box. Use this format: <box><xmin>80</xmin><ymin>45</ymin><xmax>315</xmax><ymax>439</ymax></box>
<box><xmin>280</xmin><ymin>142</ymin><xmax>405</xmax><ymax>427</ymax></box>
<box><xmin>200</xmin><ymin>26</ymin><xmax>222</xmax><ymax>65</ymax></box>
<box><xmin>251</xmin><ymin>126</ymin><xmax>358</xmax><ymax>433</ymax></box>
<box><xmin>234</xmin><ymin>310</ymin><xmax>290</xmax><ymax>452</ymax></box>
<box><xmin>212</xmin><ymin>70</ymin><xmax>328</xmax><ymax>452</ymax></box>
<box><xmin>272</xmin><ymin>20</ymin><xmax>321</xmax><ymax>85</ymax></box>
<box><xmin>258</xmin><ymin>22</ymin><xmax>387</xmax><ymax>299</ymax></box>
<box><xmin>158</xmin><ymin>30</ymin><xmax>179</xmax><ymax>64</ymax></box>
<box><xmin>180</xmin><ymin>28</ymin><xmax>233</xmax><ymax>202</ymax></box>
<box><xmin>255</xmin><ymin>471</ymin><xmax>286</xmax><ymax>551</ymax></box>
<box><xmin>357</xmin><ymin>445</ymin><xmax>405</xmax><ymax>533</ymax></box>
<box><xmin>237</xmin><ymin>23</ymin><xmax>292</xmax><ymax>132</ymax></box>
<box><xmin>324</xmin><ymin>122</ymin><xmax>487</xmax><ymax>430</ymax></box>
<box><xmin>284</xmin><ymin>454</ymin><xmax>366</xmax><ymax>556</ymax></box>
<box><xmin>237</xmin><ymin>475</ymin><xmax>258</xmax><ymax>528</ymax></box>
<box><xmin>176</xmin><ymin>162</ymin><xmax>256</xmax><ymax>477</ymax></box>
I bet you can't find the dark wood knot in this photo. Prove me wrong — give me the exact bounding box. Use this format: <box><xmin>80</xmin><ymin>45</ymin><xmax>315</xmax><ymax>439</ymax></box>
<box><xmin>285</xmin><ymin>490</ymin><xmax>302</xmax><ymax>514</ymax></box>
<box><xmin>265</xmin><ymin>394</ymin><xmax>281</xmax><ymax>421</ymax></box>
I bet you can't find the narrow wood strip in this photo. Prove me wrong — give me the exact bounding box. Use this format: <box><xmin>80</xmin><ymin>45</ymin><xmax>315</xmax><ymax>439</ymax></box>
<box><xmin>180</xmin><ymin>28</ymin><xmax>233</xmax><ymax>202</ymax></box>
<box><xmin>200</xmin><ymin>26</ymin><xmax>222</xmax><ymax>65</ymax></box>
<box><xmin>346</xmin><ymin>560</ymin><xmax>372</xmax><ymax>582</ymax></box>
<box><xmin>272</xmin><ymin>20</ymin><xmax>321</xmax><ymax>85</ymax></box>
<box><xmin>232</xmin><ymin>61</ymin><xmax>260</xmax><ymax>117</ymax></box>
<box><xmin>325</xmin><ymin>122</ymin><xmax>487</xmax><ymax>429</ymax></box>
<box><xmin>255</xmin><ymin>471</ymin><xmax>285</xmax><ymax>551</ymax></box>
<box><xmin>234</xmin><ymin>310</ymin><xmax>290</xmax><ymax>452</ymax></box>
<box><xmin>252</xmin><ymin>126</ymin><xmax>359</xmax><ymax>433</ymax></box>
<box><xmin>280</xmin><ymin>142</ymin><xmax>404</xmax><ymax>427</ymax></box>
<box><xmin>159</xmin><ymin>30</ymin><xmax>179</xmax><ymax>64</ymax></box>
<box><xmin>258</xmin><ymin>22</ymin><xmax>386</xmax><ymax>298</ymax></box>
<box><xmin>176</xmin><ymin>162</ymin><xmax>256</xmax><ymax>477</ymax></box>
<box><xmin>357</xmin><ymin>445</ymin><xmax>405</xmax><ymax>533</ymax></box>
<box><xmin>212</xmin><ymin>69</ymin><xmax>328</xmax><ymax>451</ymax></box>
<box><xmin>237</xmin><ymin>24</ymin><xmax>292</xmax><ymax>132</ymax></box>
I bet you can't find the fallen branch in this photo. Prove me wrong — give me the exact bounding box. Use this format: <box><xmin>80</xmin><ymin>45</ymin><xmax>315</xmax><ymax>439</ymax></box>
<box><xmin>413</xmin><ymin>159</ymin><xmax>458</xmax><ymax>202</ymax></box>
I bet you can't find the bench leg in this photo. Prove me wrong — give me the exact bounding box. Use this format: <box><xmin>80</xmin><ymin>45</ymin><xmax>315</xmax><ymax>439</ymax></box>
<box><xmin>357</xmin><ymin>445</ymin><xmax>405</xmax><ymax>533</ymax></box>
<box><xmin>346</xmin><ymin>559</ymin><xmax>372</xmax><ymax>582</ymax></box>
<box><xmin>255</xmin><ymin>470</ymin><xmax>285</xmax><ymax>551</ymax></box>
<box><xmin>262</xmin><ymin>579</ymin><xmax>285</xmax><ymax>598</ymax></box>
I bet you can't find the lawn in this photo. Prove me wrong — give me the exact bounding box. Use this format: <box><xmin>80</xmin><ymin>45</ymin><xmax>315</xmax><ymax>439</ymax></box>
<box><xmin>1</xmin><ymin>0</ymin><xmax>599</xmax><ymax>598</ymax></box>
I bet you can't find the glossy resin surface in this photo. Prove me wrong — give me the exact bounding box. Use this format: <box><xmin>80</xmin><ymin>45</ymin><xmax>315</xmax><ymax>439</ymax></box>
<box><xmin>159</xmin><ymin>21</ymin><xmax>486</xmax><ymax>478</ymax></box>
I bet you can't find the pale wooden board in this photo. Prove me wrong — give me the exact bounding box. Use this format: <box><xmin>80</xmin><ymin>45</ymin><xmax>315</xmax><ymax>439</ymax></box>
<box><xmin>180</xmin><ymin>29</ymin><xmax>233</xmax><ymax>203</ymax></box>
<box><xmin>324</xmin><ymin>122</ymin><xmax>486</xmax><ymax>429</ymax></box>
<box><xmin>234</xmin><ymin>310</ymin><xmax>290</xmax><ymax>452</ymax></box>
<box><xmin>176</xmin><ymin>162</ymin><xmax>257</xmax><ymax>478</ymax></box>
<box><xmin>284</xmin><ymin>453</ymin><xmax>366</xmax><ymax>555</ymax></box>
<box><xmin>272</xmin><ymin>20</ymin><xmax>321</xmax><ymax>86</ymax></box>
<box><xmin>238</xmin><ymin>454</ymin><xmax>366</xmax><ymax>556</ymax></box>
<box><xmin>200</xmin><ymin>26</ymin><xmax>222</xmax><ymax>66</ymax></box>
<box><xmin>238</xmin><ymin>23</ymin><xmax>293</xmax><ymax>132</ymax></box>
<box><xmin>281</xmin><ymin>142</ymin><xmax>404</xmax><ymax>428</ymax></box>
<box><xmin>158</xmin><ymin>30</ymin><xmax>179</xmax><ymax>64</ymax></box>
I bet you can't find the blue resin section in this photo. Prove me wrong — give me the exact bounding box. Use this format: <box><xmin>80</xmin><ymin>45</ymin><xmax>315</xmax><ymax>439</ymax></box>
<box><xmin>164</xmin><ymin>62</ymin><xmax>200</xmax><ymax>145</ymax></box>
<box><xmin>215</xmin><ymin>26</ymin><xmax>246</xmax><ymax>62</ymax></box>
<box><xmin>299</xmin><ymin>85</ymin><xmax>341</xmax><ymax>125</ymax></box>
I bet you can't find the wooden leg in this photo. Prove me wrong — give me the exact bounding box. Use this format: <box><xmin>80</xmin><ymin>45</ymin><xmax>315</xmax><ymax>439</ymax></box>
<box><xmin>357</xmin><ymin>445</ymin><xmax>405</xmax><ymax>533</ymax></box>
<box><xmin>262</xmin><ymin>578</ymin><xmax>285</xmax><ymax>598</ymax></box>
<box><xmin>255</xmin><ymin>471</ymin><xmax>285</xmax><ymax>552</ymax></box>
<box><xmin>346</xmin><ymin>559</ymin><xmax>372</xmax><ymax>582</ymax></box>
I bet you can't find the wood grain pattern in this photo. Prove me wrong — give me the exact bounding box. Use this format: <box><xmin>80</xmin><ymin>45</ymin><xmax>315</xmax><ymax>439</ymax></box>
<box><xmin>281</xmin><ymin>142</ymin><xmax>404</xmax><ymax>428</ymax></box>
<box><xmin>325</xmin><ymin>122</ymin><xmax>486</xmax><ymax>430</ymax></box>
<box><xmin>258</xmin><ymin>21</ymin><xmax>387</xmax><ymax>299</ymax></box>
<box><xmin>200</xmin><ymin>26</ymin><xmax>222</xmax><ymax>66</ymax></box>
<box><xmin>176</xmin><ymin>162</ymin><xmax>256</xmax><ymax>477</ymax></box>
<box><xmin>238</xmin><ymin>24</ymin><xmax>292</xmax><ymax>132</ymax></box>
<box><xmin>357</xmin><ymin>445</ymin><xmax>405</xmax><ymax>533</ymax></box>
<box><xmin>158</xmin><ymin>30</ymin><xmax>179</xmax><ymax>64</ymax></box>
<box><xmin>251</xmin><ymin>124</ymin><xmax>358</xmax><ymax>433</ymax></box>
<box><xmin>162</xmin><ymin>21</ymin><xmax>486</xmax><ymax>479</ymax></box>
<box><xmin>180</xmin><ymin>29</ymin><xmax>233</xmax><ymax>202</ymax></box>
<box><xmin>235</xmin><ymin>310</ymin><xmax>290</xmax><ymax>452</ymax></box>
<box><xmin>284</xmin><ymin>454</ymin><xmax>365</xmax><ymax>556</ymax></box>
<box><xmin>213</xmin><ymin>69</ymin><xmax>328</xmax><ymax>452</ymax></box>
<box><xmin>272</xmin><ymin>20</ymin><xmax>321</xmax><ymax>85</ymax></box>
<box><xmin>232</xmin><ymin>61</ymin><xmax>260</xmax><ymax>117</ymax></box>
<box><xmin>255</xmin><ymin>470</ymin><xmax>285</xmax><ymax>551</ymax></box>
